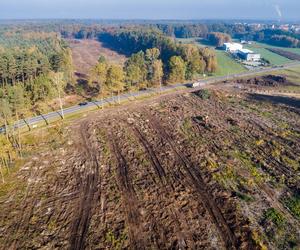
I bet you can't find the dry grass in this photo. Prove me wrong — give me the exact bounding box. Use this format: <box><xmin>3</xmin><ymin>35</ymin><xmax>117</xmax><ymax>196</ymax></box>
<box><xmin>68</xmin><ymin>39</ymin><xmax>127</xmax><ymax>75</ymax></box>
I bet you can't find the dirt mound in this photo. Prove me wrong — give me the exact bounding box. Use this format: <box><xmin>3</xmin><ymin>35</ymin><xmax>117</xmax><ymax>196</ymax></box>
<box><xmin>237</xmin><ymin>75</ymin><xmax>289</xmax><ymax>87</ymax></box>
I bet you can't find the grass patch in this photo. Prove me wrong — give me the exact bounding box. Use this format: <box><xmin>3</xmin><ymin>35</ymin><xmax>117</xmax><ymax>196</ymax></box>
<box><xmin>105</xmin><ymin>230</ymin><xmax>127</xmax><ymax>250</ymax></box>
<box><xmin>233</xmin><ymin>150</ymin><xmax>266</xmax><ymax>184</ymax></box>
<box><xmin>194</xmin><ymin>89</ymin><xmax>212</xmax><ymax>100</ymax></box>
<box><xmin>284</xmin><ymin>194</ymin><xmax>300</xmax><ymax>219</ymax></box>
<box><xmin>250</xmin><ymin>42</ymin><xmax>300</xmax><ymax>56</ymax></box>
<box><xmin>214</xmin><ymin>51</ymin><xmax>247</xmax><ymax>76</ymax></box>
<box><xmin>263</xmin><ymin>208</ymin><xmax>286</xmax><ymax>228</ymax></box>
<box><xmin>0</xmin><ymin>159</ymin><xmax>26</xmax><ymax>199</ymax></box>
<box><xmin>245</xmin><ymin>44</ymin><xmax>292</xmax><ymax>65</ymax></box>
<box><xmin>234</xmin><ymin>191</ymin><xmax>255</xmax><ymax>202</ymax></box>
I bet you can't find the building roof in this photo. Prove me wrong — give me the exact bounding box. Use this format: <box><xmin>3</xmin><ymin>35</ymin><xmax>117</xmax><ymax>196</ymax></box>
<box><xmin>224</xmin><ymin>42</ymin><xmax>242</xmax><ymax>47</ymax></box>
<box><xmin>238</xmin><ymin>48</ymin><xmax>254</xmax><ymax>54</ymax></box>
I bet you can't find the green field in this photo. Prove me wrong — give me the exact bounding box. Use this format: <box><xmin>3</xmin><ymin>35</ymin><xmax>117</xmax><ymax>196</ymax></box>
<box><xmin>244</xmin><ymin>45</ymin><xmax>292</xmax><ymax>65</ymax></box>
<box><xmin>257</xmin><ymin>42</ymin><xmax>300</xmax><ymax>55</ymax></box>
<box><xmin>248</xmin><ymin>42</ymin><xmax>300</xmax><ymax>56</ymax></box>
<box><xmin>176</xmin><ymin>37</ymin><xmax>214</xmax><ymax>48</ymax></box>
<box><xmin>213</xmin><ymin>51</ymin><xmax>247</xmax><ymax>76</ymax></box>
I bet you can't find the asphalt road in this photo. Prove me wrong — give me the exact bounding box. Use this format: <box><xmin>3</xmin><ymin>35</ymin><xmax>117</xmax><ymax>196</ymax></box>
<box><xmin>1</xmin><ymin>62</ymin><xmax>300</xmax><ymax>134</ymax></box>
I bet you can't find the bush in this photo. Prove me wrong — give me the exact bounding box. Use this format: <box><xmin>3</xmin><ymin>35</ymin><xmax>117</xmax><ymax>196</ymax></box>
<box><xmin>195</xmin><ymin>89</ymin><xmax>212</xmax><ymax>100</ymax></box>
<box><xmin>263</xmin><ymin>208</ymin><xmax>286</xmax><ymax>227</ymax></box>
<box><xmin>285</xmin><ymin>195</ymin><xmax>300</xmax><ymax>219</ymax></box>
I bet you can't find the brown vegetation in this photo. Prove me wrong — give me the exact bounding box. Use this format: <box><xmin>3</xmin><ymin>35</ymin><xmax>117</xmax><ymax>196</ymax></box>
<box><xmin>68</xmin><ymin>39</ymin><xmax>127</xmax><ymax>75</ymax></box>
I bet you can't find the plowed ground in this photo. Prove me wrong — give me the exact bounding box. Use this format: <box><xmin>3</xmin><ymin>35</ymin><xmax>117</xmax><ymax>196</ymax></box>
<box><xmin>0</xmin><ymin>88</ymin><xmax>300</xmax><ymax>249</ymax></box>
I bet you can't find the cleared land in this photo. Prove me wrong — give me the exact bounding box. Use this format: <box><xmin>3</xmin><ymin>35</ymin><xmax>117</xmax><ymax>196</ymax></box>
<box><xmin>0</xmin><ymin>73</ymin><xmax>300</xmax><ymax>249</ymax></box>
<box><xmin>68</xmin><ymin>39</ymin><xmax>127</xmax><ymax>75</ymax></box>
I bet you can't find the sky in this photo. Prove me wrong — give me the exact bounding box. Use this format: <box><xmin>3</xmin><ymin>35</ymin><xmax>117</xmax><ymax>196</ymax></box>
<box><xmin>0</xmin><ymin>0</ymin><xmax>299</xmax><ymax>20</ymax></box>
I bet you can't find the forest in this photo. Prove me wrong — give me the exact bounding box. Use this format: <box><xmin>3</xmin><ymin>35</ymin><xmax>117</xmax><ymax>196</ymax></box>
<box><xmin>0</xmin><ymin>30</ymin><xmax>73</xmax><ymax>127</ymax></box>
<box><xmin>0</xmin><ymin>25</ymin><xmax>217</xmax><ymax>128</ymax></box>
<box><xmin>88</xmin><ymin>28</ymin><xmax>217</xmax><ymax>98</ymax></box>
<box><xmin>99</xmin><ymin>28</ymin><xmax>217</xmax><ymax>73</ymax></box>
<box><xmin>1</xmin><ymin>20</ymin><xmax>299</xmax><ymax>47</ymax></box>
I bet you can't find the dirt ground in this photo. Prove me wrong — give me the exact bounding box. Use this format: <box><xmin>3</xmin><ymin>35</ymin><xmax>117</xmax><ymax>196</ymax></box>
<box><xmin>68</xmin><ymin>39</ymin><xmax>127</xmax><ymax>75</ymax></box>
<box><xmin>0</xmin><ymin>82</ymin><xmax>300</xmax><ymax>249</ymax></box>
<box><xmin>267</xmin><ymin>48</ymin><xmax>300</xmax><ymax>61</ymax></box>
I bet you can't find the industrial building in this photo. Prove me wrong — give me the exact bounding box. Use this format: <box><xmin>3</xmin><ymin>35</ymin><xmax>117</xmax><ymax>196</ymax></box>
<box><xmin>223</xmin><ymin>43</ymin><xmax>243</xmax><ymax>52</ymax></box>
<box><xmin>237</xmin><ymin>49</ymin><xmax>261</xmax><ymax>61</ymax></box>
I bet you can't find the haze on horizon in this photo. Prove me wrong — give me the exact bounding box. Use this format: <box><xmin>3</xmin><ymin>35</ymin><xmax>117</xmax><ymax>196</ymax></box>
<box><xmin>0</xmin><ymin>0</ymin><xmax>299</xmax><ymax>21</ymax></box>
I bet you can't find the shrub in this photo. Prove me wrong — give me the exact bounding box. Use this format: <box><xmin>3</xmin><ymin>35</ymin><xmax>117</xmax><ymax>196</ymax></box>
<box><xmin>285</xmin><ymin>195</ymin><xmax>300</xmax><ymax>219</ymax></box>
<box><xmin>263</xmin><ymin>208</ymin><xmax>286</xmax><ymax>227</ymax></box>
<box><xmin>194</xmin><ymin>89</ymin><xmax>212</xmax><ymax>100</ymax></box>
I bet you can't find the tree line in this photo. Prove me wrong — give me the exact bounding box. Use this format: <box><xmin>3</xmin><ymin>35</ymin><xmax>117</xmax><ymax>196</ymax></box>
<box><xmin>99</xmin><ymin>29</ymin><xmax>217</xmax><ymax>76</ymax></box>
<box><xmin>89</xmin><ymin>45</ymin><xmax>217</xmax><ymax>97</ymax></box>
<box><xmin>207</xmin><ymin>32</ymin><xmax>232</xmax><ymax>47</ymax></box>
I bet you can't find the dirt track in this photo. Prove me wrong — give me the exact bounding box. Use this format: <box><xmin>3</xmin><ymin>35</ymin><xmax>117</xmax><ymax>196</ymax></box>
<box><xmin>0</xmin><ymin>88</ymin><xmax>300</xmax><ymax>249</ymax></box>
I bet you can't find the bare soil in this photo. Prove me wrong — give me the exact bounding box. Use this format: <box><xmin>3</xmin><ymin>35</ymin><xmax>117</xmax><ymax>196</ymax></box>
<box><xmin>0</xmin><ymin>85</ymin><xmax>300</xmax><ymax>249</ymax></box>
<box><xmin>267</xmin><ymin>48</ymin><xmax>300</xmax><ymax>61</ymax></box>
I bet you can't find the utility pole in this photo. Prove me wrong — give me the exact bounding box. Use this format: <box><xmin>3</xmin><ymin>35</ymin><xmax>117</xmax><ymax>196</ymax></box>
<box><xmin>54</xmin><ymin>73</ymin><xmax>64</xmax><ymax>120</ymax></box>
<box><xmin>159</xmin><ymin>78</ymin><xmax>162</xmax><ymax>93</ymax></box>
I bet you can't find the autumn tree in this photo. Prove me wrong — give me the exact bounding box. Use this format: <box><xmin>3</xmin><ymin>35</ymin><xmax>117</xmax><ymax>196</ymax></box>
<box><xmin>182</xmin><ymin>45</ymin><xmax>206</xmax><ymax>79</ymax></box>
<box><xmin>145</xmin><ymin>48</ymin><xmax>164</xmax><ymax>86</ymax></box>
<box><xmin>207</xmin><ymin>32</ymin><xmax>231</xmax><ymax>47</ymax></box>
<box><xmin>90</xmin><ymin>61</ymin><xmax>108</xmax><ymax>93</ymax></box>
<box><xmin>168</xmin><ymin>56</ymin><xmax>186</xmax><ymax>83</ymax></box>
<box><xmin>106</xmin><ymin>65</ymin><xmax>125</xmax><ymax>103</ymax></box>
<box><xmin>124</xmin><ymin>51</ymin><xmax>147</xmax><ymax>89</ymax></box>
<box><xmin>151</xmin><ymin>59</ymin><xmax>164</xmax><ymax>87</ymax></box>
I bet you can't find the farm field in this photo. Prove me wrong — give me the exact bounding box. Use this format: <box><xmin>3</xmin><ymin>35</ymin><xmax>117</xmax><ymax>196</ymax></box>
<box><xmin>0</xmin><ymin>75</ymin><xmax>299</xmax><ymax>249</ymax></box>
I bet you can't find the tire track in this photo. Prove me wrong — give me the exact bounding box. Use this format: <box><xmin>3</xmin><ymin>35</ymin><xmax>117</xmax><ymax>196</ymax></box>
<box><xmin>131</xmin><ymin>125</ymin><xmax>167</xmax><ymax>183</ymax></box>
<box><xmin>109</xmin><ymin>130</ymin><xmax>146</xmax><ymax>250</ymax></box>
<box><xmin>145</xmin><ymin>112</ymin><xmax>238</xmax><ymax>250</ymax></box>
<box><xmin>128</xmin><ymin>122</ymin><xmax>197</xmax><ymax>249</ymax></box>
<box><xmin>69</xmin><ymin>122</ymin><xmax>100</xmax><ymax>250</ymax></box>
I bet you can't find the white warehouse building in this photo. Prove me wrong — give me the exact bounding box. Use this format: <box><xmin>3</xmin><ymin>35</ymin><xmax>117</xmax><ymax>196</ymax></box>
<box><xmin>237</xmin><ymin>49</ymin><xmax>261</xmax><ymax>61</ymax></box>
<box><xmin>223</xmin><ymin>42</ymin><xmax>243</xmax><ymax>52</ymax></box>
